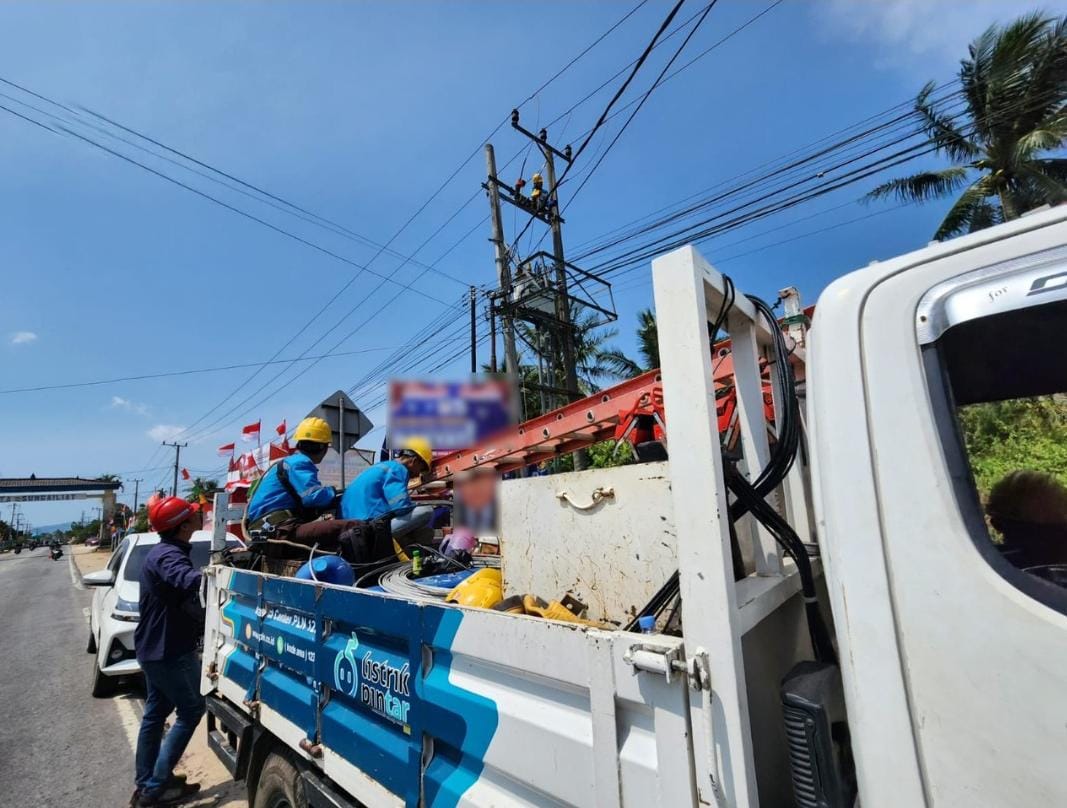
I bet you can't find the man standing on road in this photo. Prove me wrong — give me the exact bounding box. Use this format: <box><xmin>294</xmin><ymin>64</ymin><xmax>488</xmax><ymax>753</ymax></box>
<box><xmin>132</xmin><ymin>496</ymin><xmax>205</xmax><ymax>806</ymax></box>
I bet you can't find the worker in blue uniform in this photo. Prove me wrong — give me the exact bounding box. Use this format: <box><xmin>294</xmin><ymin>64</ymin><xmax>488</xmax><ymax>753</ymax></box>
<box><xmin>247</xmin><ymin>417</ymin><xmax>383</xmax><ymax>561</ymax></box>
<box><xmin>340</xmin><ymin>437</ymin><xmax>435</xmax><ymax>552</ymax></box>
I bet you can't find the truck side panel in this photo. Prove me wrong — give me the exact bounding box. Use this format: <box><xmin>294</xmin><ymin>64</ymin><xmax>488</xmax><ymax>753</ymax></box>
<box><xmin>205</xmin><ymin>567</ymin><xmax>697</xmax><ymax>808</ymax></box>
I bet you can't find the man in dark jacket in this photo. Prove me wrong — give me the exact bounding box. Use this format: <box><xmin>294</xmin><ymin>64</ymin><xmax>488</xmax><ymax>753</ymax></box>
<box><xmin>132</xmin><ymin>496</ymin><xmax>206</xmax><ymax>806</ymax></box>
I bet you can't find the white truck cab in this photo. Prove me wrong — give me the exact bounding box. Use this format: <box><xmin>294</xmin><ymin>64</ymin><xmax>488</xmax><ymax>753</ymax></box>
<box><xmin>810</xmin><ymin>205</ymin><xmax>1067</xmax><ymax>806</ymax></box>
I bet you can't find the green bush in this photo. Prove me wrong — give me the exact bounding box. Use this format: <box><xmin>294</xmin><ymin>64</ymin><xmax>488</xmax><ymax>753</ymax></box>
<box><xmin>958</xmin><ymin>396</ymin><xmax>1067</xmax><ymax>500</ymax></box>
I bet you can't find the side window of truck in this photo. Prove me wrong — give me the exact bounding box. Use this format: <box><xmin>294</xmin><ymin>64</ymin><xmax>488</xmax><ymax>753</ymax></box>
<box><xmin>921</xmin><ymin>257</ymin><xmax>1067</xmax><ymax>613</ymax></box>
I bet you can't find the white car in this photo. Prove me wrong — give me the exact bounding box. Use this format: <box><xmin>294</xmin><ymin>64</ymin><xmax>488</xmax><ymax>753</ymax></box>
<box><xmin>83</xmin><ymin>530</ymin><xmax>240</xmax><ymax>697</ymax></box>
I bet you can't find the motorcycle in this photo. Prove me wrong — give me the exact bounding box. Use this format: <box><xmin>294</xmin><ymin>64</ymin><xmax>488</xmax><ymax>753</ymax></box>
<box><xmin>50</xmin><ymin>546</ymin><xmax>63</xmax><ymax>561</ymax></box>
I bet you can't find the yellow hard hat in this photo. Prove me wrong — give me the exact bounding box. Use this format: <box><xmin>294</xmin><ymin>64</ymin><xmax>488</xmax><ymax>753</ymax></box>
<box><xmin>445</xmin><ymin>568</ymin><xmax>502</xmax><ymax>609</ymax></box>
<box><xmin>400</xmin><ymin>436</ymin><xmax>433</xmax><ymax>468</ymax></box>
<box><xmin>292</xmin><ymin>417</ymin><xmax>332</xmax><ymax>445</ymax></box>
<box><xmin>532</xmin><ymin>172</ymin><xmax>543</xmax><ymax>183</ymax></box>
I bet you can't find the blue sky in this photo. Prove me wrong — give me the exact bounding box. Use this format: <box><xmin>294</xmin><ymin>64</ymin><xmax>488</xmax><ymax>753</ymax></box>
<box><xmin>2</xmin><ymin>0</ymin><xmax>1062</xmax><ymax>524</ymax></box>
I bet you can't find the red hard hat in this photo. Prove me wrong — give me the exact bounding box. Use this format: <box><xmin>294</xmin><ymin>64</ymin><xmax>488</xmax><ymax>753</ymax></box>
<box><xmin>148</xmin><ymin>496</ymin><xmax>200</xmax><ymax>532</ymax></box>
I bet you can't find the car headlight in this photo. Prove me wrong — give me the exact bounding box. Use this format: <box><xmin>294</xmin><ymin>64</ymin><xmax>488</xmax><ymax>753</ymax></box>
<box><xmin>112</xmin><ymin>597</ymin><xmax>140</xmax><ymax>622</ymax></box>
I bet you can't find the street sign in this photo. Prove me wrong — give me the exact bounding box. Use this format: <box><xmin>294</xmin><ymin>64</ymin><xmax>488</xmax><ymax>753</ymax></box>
<box><xmin>0</xmin><ymin>493</ymin><xmax>90</xmax><ymax>503</ymax></box>
<box><xmin>308</xmin><ymin>391</ymin><xmax>374</xmax><ymax>488</ymax></box>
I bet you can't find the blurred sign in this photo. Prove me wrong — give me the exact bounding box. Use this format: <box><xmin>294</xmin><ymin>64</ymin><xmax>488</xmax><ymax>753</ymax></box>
<box><xmin>388</xmin><ymin>379</ymin><xmax>514</xmax><ymax>452</ymax></box>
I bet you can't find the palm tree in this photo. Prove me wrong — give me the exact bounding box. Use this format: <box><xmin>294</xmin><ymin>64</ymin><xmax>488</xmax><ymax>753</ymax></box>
<box><xmin>866</xmin><ymin>13</ymin><xmax>1067</xmax><ymax>240</ymax></box>
<box><xmin>516</xmin><ymin>310</ymin><xmax>638</xmax><ymax>397</ymax></box>
<box><xmin>187</xmin><ymin>477</ymin><xmax>220</xmax><ymax>504</ymax></box>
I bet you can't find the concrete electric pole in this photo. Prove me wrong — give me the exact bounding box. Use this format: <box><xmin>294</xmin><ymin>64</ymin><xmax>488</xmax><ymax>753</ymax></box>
<box><xmin>162</xmin><ymin>441</ymin><xmax>188</xmax><ymax>496</ymax></box>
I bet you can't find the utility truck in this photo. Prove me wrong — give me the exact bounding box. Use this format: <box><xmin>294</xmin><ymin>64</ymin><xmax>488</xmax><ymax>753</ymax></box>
<box><xmin>200</xmin><ymin>205</ymin><xmax>1067</xmax><ymax>807</ymax></box>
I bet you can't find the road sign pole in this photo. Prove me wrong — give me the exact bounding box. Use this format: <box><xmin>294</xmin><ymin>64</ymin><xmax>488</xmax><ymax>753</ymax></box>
<box><xmin>339</xmin><ymin>394</ymin><xmax>346</xmax><ymax>489</ymax></box>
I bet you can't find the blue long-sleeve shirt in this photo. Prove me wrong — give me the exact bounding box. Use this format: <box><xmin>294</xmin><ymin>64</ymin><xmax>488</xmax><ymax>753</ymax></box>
<box><xmin>135</xmin><ymin>539</ymin><xmax>203</xmax><ymax>663</ymax></box>
<box><xmin>246</xmin><ymin>453</ymin><xmax>336</xmax><ymax>523</ymax></box>
<box><xmin>340</xmin><ymin>460</ymin><xmax>413</xmax><ymax>520</ymax></box>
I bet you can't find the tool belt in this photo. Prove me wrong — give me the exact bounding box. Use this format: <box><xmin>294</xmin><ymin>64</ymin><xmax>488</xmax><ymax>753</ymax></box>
<box><xmin>249</xmin><ymin>509</ymin><xmax>298</xmax><ymax>534</ymax></box>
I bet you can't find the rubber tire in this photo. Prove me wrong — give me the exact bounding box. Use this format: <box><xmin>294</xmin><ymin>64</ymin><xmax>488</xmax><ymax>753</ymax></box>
<box><xmin>90</xmin><ymin>656</ymin><xmax>115</xmax><ymax>698</ymax></box>
<box><xmin>253</xmin><ymin>753</ymin><xmax>307</xmax><ymax>808</ymax></box>
<box><xmin>86</xmin><ymin>629</ymin><xmax>97</xmax><ymax>654</ymax></box>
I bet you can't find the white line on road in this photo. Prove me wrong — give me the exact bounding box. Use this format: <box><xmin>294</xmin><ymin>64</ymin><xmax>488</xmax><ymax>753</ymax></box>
<box><xmin>82</xmin><ymin>606</ymin><xmax>90</xmax><ymax>621</ymax></box>
<box><xmin>114</xmin><ymin>695</ymin><xmax>141</xmax><ymax>755</ymax></box>
<box><xmin>68</xmin><ymin>553</ymin><xmax>85</xmax><ymax>590</ymax></box>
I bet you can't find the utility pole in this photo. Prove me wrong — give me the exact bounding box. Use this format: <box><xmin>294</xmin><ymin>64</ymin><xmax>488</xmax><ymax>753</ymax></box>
<box><xmin>129</xmin><ymin>478</ymin><xmax>143</xmax><ymax>516</ymax></box>
<box><xmin>540</xmin><ymin>139</ymin><xmax>581</xmax><ymax>410</ymax></box>
<box><xmin>469</xmin><ymin>286</ymin><xmax>478</xmax><ymax>374</ymax></box>
<box><xmin>488</xmin><ymin>302</ymin><xmax>498</xmax><ymax>373</ymax></box>
<box><xmin>485</xmin><ymin>144</ymin><xmax>521</xmax><ymax>378</ymax></box>
<box><xmin>162</xmin><ymin>441</ymin><xmax>188</xmax><ymax>496</ymax></box>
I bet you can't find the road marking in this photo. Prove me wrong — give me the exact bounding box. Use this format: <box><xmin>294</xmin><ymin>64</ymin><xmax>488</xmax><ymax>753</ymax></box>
<box><xmin>114</xmin><ymin>695</ymin><xmax>141</xmax><ymax>755</ymax></box>
<box><xmin>82</xmin><ymin>606</ymin><xmax>90</xmax><ymax>621</ymax></box>
<box><xmin>68</xmin><ymin>553</ymin><xmax>85</xmax><ymax>590</ymax></box>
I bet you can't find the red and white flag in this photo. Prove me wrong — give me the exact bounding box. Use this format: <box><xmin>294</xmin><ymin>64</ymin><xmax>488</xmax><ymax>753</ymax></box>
<box><xmin>217</xmin><ymin>442</ymin><xmax>236</xmax><ymax>457</ymax></box>
<box><xmin>181</xmin><ymin>468</ymin><xmax>191</xmax><ymax>481</ymax></box>
<box><xmin>241</xmin><ymin>420</ymin><xmax>261</xmax><ymax>442</ymax></box>
<box><xmin>275</xmin><ymin>419</ymin><xmax>286</xmax><ymax>436</ymax></box>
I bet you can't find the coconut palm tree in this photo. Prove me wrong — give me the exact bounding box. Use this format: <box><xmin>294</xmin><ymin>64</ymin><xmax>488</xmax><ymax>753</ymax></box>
<box><xmin>187</xmin><ymin>477</ymin><xmax>220</xmax><ymax>504</ymax></box>
<box><xmin>865</xmin><ymin>13</ymin><xmax>1067</xmax><ymax>240</ymax></box>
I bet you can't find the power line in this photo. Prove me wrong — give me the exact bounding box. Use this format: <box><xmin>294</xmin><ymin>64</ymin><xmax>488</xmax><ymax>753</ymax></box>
<box><xmin>0</xmin><ymin>345</ymin><xmax>397</xmax><ymax>395</ymax></box>
<box><xmin>508</xmin><ymin>0</ymin><xmax>690</xmax><ymax>253</ymax></box>
<box><xmin>563</xmin><ymin>0</ymin><xmax>721</xmax><ymax>212</ymax></box>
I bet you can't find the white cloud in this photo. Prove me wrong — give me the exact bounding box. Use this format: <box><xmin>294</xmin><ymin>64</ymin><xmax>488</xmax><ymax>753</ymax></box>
<box><xmin>110</xmin><ymin>396</ymin><xmax>149</xmax><ymax>416</ymax></box>
<box><xmin>147</xmin><ymin>424</ymin><xmax>185</xmax><ymax>442</ymax></box>
<box><xmin>9</xmin><ymin>331</ymin><xmax>37</xmax><ymax>345</ymax></box>
<box><xmin>819</xmin><ymin>0</ymin><xmax>1049</xmax><ymax>76</ymax></box>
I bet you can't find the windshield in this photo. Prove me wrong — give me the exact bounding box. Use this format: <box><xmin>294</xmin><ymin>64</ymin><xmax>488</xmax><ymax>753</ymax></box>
<box><xmin>124</xmin><ymin>539</ymin><xmax>239</xmax><ymax>581</ymax></box>
<box><xmin>123</xmin><ymin>544</ymin><xmax>152</xmax><ymax>582</ymax></box>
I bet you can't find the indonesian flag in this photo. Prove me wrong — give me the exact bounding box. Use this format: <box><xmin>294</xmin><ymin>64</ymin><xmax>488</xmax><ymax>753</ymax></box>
<box><xmin>275</xmin><ymin>419</ymin><xmax>286</xmax><ymax>436</ymax></box>
<box><xmin>241</xmin><ymin>420</ymin><xmax>261</xmax><ymax>442</ymax></box>
<box><xmin>269</xmin><ymin>441</ymin><xmax>293</xmax><ymax>462</ymax></box>
<box><xmin>181</xmin><ymin>468</ymin><xmax>191</xmax><ymax>481</ymax></box>
<box><xmin>217</xmin><ymin>442</ymin><xmax>236</xmax><ymax>457</ymax></box>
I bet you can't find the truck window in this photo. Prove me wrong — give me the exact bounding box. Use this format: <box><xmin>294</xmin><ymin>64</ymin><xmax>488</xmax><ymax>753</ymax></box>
<box><xmin>925</xmin><ymin>289</ymin><xmax>1067</xmax><ymax>612</ymax></box>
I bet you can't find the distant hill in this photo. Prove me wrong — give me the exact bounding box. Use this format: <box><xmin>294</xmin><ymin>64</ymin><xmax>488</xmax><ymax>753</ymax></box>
<box><xmin>32</xmin><ymin>522</ymin><xmax>73</xmax><ymax>535</ymax></box>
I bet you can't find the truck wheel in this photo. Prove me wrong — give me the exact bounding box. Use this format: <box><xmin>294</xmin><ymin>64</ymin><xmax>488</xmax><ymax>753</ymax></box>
<box><xmin>86</xmin><ymin>630</ymin><xmax>97</xmax><ymax>654</ymax></box>
<box><xmin>90</xmin><ymin>657</ymin><xmax>114</xmax><ymax>698</ymax></box>
<box><xmin>253</xmin><ymin>753</ymin><xmax>307</xmax><ymax>808</ymax></box>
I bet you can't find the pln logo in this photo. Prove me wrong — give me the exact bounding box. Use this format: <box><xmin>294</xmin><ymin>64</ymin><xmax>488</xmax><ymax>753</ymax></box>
<box><xmin>333</xmin><ymin>633</ymin><xmax>360</xmax><ymax>697</ymax></box>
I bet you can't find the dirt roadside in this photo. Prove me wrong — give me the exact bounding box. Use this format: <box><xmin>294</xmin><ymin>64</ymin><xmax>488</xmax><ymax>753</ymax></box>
<box><xmin>73</xmin><ymin>545</ymin><xmax>247</xmax><ymax>806</ymax></box>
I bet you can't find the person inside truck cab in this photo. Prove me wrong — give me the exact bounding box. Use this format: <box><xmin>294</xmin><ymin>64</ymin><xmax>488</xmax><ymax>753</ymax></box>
<box><xmin>987</xmin><ymin>469</ymin><xmax>1067</xmax><ymax>571</ymax></box>
<box><xmin>246</xmin><ymin>417</ymin><xmax>387</xmax><ymax>562</ymax></box>
<box><xmin>340</xmin><ymin>437</ymin><xmax>435</xmax><ymax>551</ymax></box>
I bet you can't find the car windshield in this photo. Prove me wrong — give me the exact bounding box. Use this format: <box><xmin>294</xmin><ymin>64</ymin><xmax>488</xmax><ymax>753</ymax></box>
<box><xmin>123</xmin><ymin>544</ymin><xmax>152</xmax><ymax>582</ymax></box>
<box><xmin>123</xmin><ymin>539</ymin><xmax>239</xmax><ymax>581</ymax></box>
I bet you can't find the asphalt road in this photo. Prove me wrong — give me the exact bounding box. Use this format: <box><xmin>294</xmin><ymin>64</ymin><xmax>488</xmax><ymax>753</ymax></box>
<box><xmin>0</xmin><ymin>546</ymin><xmax>136</xmax><ymax>807</ymax></box>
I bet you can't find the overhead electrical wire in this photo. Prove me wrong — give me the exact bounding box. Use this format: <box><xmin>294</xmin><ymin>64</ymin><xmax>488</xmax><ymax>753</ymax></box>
<box><xmin>508</xmin><ymin>0</ymin><xmax>690</xmax><ymax>253</ymax></box>
<box><xmin>0</xmin><ymin>346</ymin><xmax>398</xmax><ymax>395</ymax></box>
<box><xmin>1</xmin><ymin>3</ymin><xmax>656</xmax><ymax>473</ymax></box>
<box><xmin>160</xmin><ymin>1</ymin><xmax>660</xmax><ymax>448</ymax></box>
<box><xmin>563</xmin><ymin>0</ymin><xmax>720</xmax><ymax>213</ymax></box>
<box><xmin>572</xmin><ymin>81</ymin><xmax>1055</xmax><ymax>284</ymax></box>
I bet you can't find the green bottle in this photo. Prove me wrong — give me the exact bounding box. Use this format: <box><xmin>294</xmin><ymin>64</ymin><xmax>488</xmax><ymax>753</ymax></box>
<box><xmin>411</xmin><ymin>548</ymin><xmax>423</xmax><ymax>577</ymax></box>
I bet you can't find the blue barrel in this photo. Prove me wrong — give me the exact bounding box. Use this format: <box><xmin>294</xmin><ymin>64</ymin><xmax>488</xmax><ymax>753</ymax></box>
<box><xmin>294</xmin><ymin>555</ymin><xmax>355</xmax><ymax>587</ymax></box>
